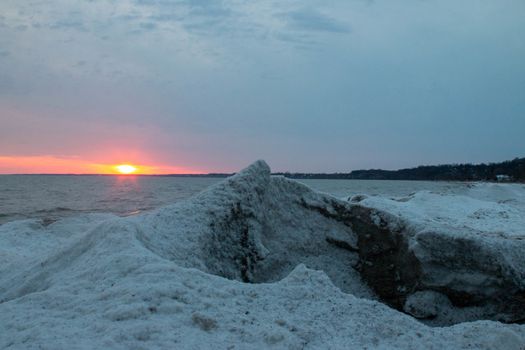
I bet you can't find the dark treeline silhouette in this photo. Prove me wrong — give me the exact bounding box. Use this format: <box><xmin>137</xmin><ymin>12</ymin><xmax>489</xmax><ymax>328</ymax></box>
<box><xmin>274</xmin><ymin>157</ymin><xmax>525</xmax><ymax>182</ymax></box>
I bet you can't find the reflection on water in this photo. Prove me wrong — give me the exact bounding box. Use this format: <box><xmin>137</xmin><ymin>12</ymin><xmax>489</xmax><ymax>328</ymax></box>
<box><xmin>0</xmin><ymin>175</ymin><xmax>221</xmax><ymax>224</ymax></box>
<box><xmin>0</xmin><ymin>175</ymin><xmax>467</xmax><ymax>225</ymax></box>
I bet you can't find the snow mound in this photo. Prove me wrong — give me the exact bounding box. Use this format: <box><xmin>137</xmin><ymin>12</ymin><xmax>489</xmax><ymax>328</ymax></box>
<box><xmin>0</xmin><ymin>214</ymin><xmax>116</xmax><ymax>268</ymax></box>
<box><xmin>361</xmin><ymin>189</ymin><xmax>525</xmax><ymax>237</ymax></box>
<box><xmin>131</xmin><ymin>159</ymin><xmax>369</xmax><ymax>297</ymax></box>
<box><xmin>1</xmin><ymin>161</ymin><xmax>524</xmax><ymax>348</ymax></box>
<box><xmin>355</xmin><ymin>187</ymin><xmax>525</xmax><ymax>324</ymax></box>
<box><xmin>460</xmin><ymin>182</ymin><xmax>525</xmax><ymax>208</ymax></box>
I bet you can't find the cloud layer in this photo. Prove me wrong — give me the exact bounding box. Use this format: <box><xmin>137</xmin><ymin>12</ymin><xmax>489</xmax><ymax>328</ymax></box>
<box><xmin>0</xmin><ymin>0</ymin><xmax>524</xmax><ymax>173</ymax></box>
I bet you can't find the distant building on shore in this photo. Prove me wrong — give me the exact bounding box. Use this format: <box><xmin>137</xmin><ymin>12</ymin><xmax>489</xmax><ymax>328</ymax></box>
<box><xmin>496</xmin><ymin>174</ymin><xmax>512</xmax><ymax>182</ymax></box>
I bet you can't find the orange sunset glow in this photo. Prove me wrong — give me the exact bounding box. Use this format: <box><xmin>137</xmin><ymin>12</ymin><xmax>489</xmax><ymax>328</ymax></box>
<box><xmin>0</xmin><ymin>156</ymin><xmax>201</xmax><ymax>175</ymax></box>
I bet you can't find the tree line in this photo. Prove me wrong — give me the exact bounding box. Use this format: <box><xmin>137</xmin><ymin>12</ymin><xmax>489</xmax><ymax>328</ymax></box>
<box><xmin>274</xmin><ymin>157</ymin><xmax>525</xmax><ymax>182</ymax></box>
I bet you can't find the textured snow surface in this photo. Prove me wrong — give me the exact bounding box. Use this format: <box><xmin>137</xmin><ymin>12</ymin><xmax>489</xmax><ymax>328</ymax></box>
<box><xmin>352</xmin><ymin>182</ymin><xmax>525</xmax><ymax>324</ymax></box>
<box><xmin>1</xmin><ymin>161</ymin><xmax>524</xmax><ymax>349</ymax></box>
<box><xmin>358</xmin><ymin>184</ymin><xmax>525</xmax><ymax>237</ymax></box>
<box><xmin>357</xmin><ymin>184</ymin><xmax>525</xmax><ymax>293</ymax></box>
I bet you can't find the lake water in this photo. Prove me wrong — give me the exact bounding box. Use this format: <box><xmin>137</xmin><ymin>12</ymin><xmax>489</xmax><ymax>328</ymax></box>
<box><xmin>0</xmin><ymin>175</ymin><xmax>467</xmax><ymax>225</ymax></box>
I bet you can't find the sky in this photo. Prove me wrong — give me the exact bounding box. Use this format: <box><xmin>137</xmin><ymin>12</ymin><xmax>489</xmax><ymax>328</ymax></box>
<box><xmin>0</xmin><ymin>0</ymin><xmax>524</xmax><ymax>174</ymax></box>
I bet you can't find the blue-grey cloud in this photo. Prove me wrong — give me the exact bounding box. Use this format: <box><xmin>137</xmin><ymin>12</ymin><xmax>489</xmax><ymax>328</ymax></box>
<box><xmin>187</xmin><ymin>0</ymin><xmax>232</xmax><ymax>18</ymax></box>
<box><xmin>285</xmin><ymin>8</ymin><xmax>350</xmax><ymax>33</ymax></box>
<box><xmin>49</xmin><ymin>19</ymin><xmax>86</xmax><ymax>31</ymax></box>
<box><xmin>139</xmin><ymin>22</ymin><xmax>157</xmax><ymax>30</ymax></box>
<box><xmin>0</xmin><ymin>74</ymin><xmax>13</xmax><ymax>93</ymax></box>
<box><xmin>15</xmin><ymin>24</ymin><xmax>28</xmax><ymax>31</ymax></box>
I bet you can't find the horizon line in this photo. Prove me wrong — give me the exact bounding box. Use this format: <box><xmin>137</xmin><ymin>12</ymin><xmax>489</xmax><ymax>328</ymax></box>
<box><xmin>1</xmin><ymin>155</ymin><xmax>522</xmax><ymax>176</ymax></box>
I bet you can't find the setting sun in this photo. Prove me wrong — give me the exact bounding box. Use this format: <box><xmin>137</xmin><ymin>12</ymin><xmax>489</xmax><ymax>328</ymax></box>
<box><xmin>115</xmin><ymin>164</ymin><xmax>137</xmax><ymax>174</ymax></box>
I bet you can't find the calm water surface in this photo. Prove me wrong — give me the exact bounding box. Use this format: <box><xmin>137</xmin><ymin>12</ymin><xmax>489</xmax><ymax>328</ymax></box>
<box><xmin>0</xmin><ymin>175</ymin><xmax>466</xmax><ymax>225</ymax></box>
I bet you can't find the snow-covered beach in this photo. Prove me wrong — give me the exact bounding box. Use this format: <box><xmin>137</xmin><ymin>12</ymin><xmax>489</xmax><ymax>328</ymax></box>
<box><xmin>1</xmin><ymin>161</ymin><xmax>524</xmax><ymax>349</ymax></box>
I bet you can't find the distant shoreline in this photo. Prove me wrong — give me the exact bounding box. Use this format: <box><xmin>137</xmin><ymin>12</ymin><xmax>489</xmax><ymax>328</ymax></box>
<box><xmin>1</xmin><ymin>157</ymin><xmax>523</xmax><ymax>182</ymax></box>
<box><xmin>0</xmin><ymin>175</ymin><xmax>522</xmax><ymax>184</ymax></box>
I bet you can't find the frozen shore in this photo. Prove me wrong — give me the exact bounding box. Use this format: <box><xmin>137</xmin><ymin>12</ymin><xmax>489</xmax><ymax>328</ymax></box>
<box><xmin>1</xmin><ymin>161</ymin><xmax>524</xmax><ymax>349</ymax></box>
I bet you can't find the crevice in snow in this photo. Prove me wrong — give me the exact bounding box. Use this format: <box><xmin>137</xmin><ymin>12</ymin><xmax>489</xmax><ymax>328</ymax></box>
<box><xmin>205</xmin><ymin>201</ymin><xmax>264</xmax><ymax>283</ymax></box>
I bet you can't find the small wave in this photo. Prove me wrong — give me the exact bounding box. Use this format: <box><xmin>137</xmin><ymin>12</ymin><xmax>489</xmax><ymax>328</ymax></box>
<box><xmin>0</xmin><ymin>212</ymin><xmax>29</xmax><ymax>224</ymax></box>
<box><xmin>123</xmin><ymin>210</ymin><xmax>141</xmax><ymax>217</ymax></box>
<box><xmin>41</xmin><ymin>217</ymin><xmax>58</xmax><ymax>227</ymax></box>
<box><xmin>34</xmin><ymin>207</ymin><xmax>79</xmax><ymax>214</ymax></box>
<box><xmin>121</xmin><ymin>206</ymin><xmax>156</xmax><ymax>217</ymax></box>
